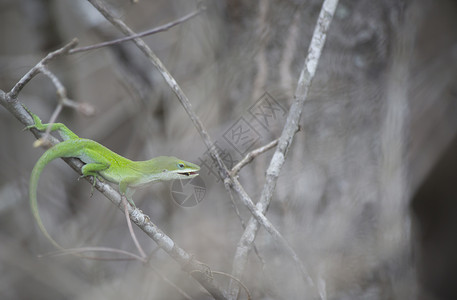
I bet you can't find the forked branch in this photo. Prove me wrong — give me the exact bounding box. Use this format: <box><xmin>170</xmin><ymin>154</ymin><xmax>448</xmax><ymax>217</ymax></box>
<box><xmin>228</xmin><ymin>0</ymin><xmax>340</xmax><ymax>299</ymax></box>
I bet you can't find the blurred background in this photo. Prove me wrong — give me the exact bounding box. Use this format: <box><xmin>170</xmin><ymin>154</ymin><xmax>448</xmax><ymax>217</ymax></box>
<box><xmin>1</xmin><ymin>0</ymin><xmax>457</xmax><ymax>299</ymax></box>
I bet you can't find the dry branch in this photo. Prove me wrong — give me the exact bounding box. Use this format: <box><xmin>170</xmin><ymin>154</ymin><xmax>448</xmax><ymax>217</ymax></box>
<box><xmin>86</xmin><ymin>0</ymin><xmax>311</xmax><ymax>290</ymax></box>
<box><xmin>228</xmin><ymin>0</ymin><xmax>340</xmax><ymax>299</ymax></box>
<box><xmin>0</xmin><ymin>21</ymin><xmax>228</xmax><ymax>299</ymax></box>
<box><xmin>230</xmin><ymin>139</ymin><xmax>279</xmax><ymax>176</ymax></box>
<box><xmin>0</xmin><ymin>92</ymin><xmax>227</xmax><ymax>299</ymax></box>
<box><xmin>69</xmin><ymin>8</ymin><xmax>204</xmax><ymax>55</ymax></box>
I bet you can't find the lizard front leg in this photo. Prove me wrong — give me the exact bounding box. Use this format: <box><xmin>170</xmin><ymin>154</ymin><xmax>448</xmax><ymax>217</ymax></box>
<box><xmin>81</xmin><ymin>162</ymin><xmax>110</xmax><ymax>195</ymax></box>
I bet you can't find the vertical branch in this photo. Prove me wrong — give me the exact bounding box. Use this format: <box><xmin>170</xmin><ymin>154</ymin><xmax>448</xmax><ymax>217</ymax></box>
<box><xmin>228</xmin><ymin>0</ymin><xmax>339</xmax><ymax>299</ymax></box>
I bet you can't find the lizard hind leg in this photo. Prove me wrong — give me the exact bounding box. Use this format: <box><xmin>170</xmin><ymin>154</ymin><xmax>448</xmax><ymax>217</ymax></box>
<box><xmin>23</xmin><ymin>110</ymin><xmax>79</xmax><ymax>141</ymax></box>
<box><xmin>119</xmin><ymin>181</ymin><xmax>137</xmax><ymax>208</ymax></box>
<box><xmin>125</xmin><ymin>188</ymin><xmax>136</xmax><ymax>208</ymax></box>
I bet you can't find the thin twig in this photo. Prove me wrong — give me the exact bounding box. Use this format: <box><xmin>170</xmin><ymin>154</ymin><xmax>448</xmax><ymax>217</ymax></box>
<box><xmin>7</xmin><ymin>39</ymin><xmax>93</xmax><ymax>146</ymax></box>
<box><xmin>40</xmin><ymin>100</ymin><xmax>63</xmax><ymax>144</ymax></box>
<box><xmin>8</xmin><ymin>39</ymin><xmax>78</xmax><ymax>99</ymax></box>
<box><xmin>40</xmin><ymin>246</ymin><xmax>146</xmax><ymax>261</ymax></box>
<box><xmin>230</xmin><ymin>138</ymin><xmax>279</xmax><ymax>176</ymax></box>
<box><xmin>46</xmin><ymin>244</ymin><xmax>194</xmax><ymax>299</ymax></box>
<box><xmin>211</xmin><ymin>271</ymin><xmax>252</xmax><ymax>300</ymax></box>
<box><xmin>228</xmin><ymin>1</ymin><xmax>339</xmax><ymax>299</ymax></box>
<box><xmin>40</xmin><ymin>67</ymin><xmax>68</xmax><ymax>100</ymax></box>
<box><xmin>69</xmin><ymin>8</ymin><xmax>204</xmax><ymax>55</ymax></box>
<box><xmin>122</xmin><ymin>196</ymin><xmax>147</xmax><ymax>259</ymax></box>
<box><xmin>29</xmin><ymin>65</ymin><xmax>93</xmax><ymax>146</ymax></box>
<box><xmin>150</xmin><ymin>265</ymin><xmax>195</xmax><ymax>300</ymax></box>
<box><xmin>7</xmin><ymin>38</ymin><xmax>93</xmax><ymax>117</ymax></box>
<box><xmin>40</xmin><ymin>67</ymin><xmax>91</xmax><ymax>115</ymax></box>
<box><xmin>41</xmin><ymin>65</ymin><xmax>93</xmax><ymax>115</ymax></box>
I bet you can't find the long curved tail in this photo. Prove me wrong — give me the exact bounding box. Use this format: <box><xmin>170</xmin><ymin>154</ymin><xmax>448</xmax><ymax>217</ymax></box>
<box><xmin>29</xmin><ymin>141</ymin><xmax>80</xmax><ymax>251</ymax></box>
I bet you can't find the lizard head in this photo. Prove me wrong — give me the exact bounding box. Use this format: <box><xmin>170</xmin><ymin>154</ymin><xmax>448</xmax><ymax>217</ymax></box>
<box><xmin>154</xmin><ymin>156</ymin><xmax>200</xmax><ymax>181</ymax></box>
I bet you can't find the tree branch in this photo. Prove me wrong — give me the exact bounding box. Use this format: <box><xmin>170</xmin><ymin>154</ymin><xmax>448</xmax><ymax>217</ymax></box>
<box><xmin>86</xmin><ymin>0</ymin><xmax>230</xmax><ymax>179</ymax></box>
<box><xmin>8</xmin><ymin>39</ymin><xmax>78</xmax><ymax>99</ymax></box>
<box><xmin>230</xmin><ymin>138</ymin><xmax>279</xmax><ymax>177</ymax></box>
<box><xmin>69</xmin><ymin>7</ymin><xmax>204</xmax><ymax>55</ymax></box>
<box><xmin>6</xmin><ymin>39</ymin><xmax>93</xmax><ymax>146</ymax></box>
<box><xmin>85</xmin><ymin>0</ymin><xmax>315</xmax><ymax>294</ymax></box>
<box><xmin>228</xmin><ymin>0</ymin><xmax>339</xmax><ymax>299</ymax></box>
<box><xmin>0</xmin><ymin>92</ymin><xmax>227</xmax><ymax>299</ymax></box>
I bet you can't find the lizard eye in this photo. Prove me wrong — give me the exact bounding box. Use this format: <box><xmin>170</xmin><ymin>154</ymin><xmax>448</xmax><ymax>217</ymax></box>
<box><xmin>177</xmin><ymin>162</ymin><xmax>185</xmax><ymax>169</ymax></box>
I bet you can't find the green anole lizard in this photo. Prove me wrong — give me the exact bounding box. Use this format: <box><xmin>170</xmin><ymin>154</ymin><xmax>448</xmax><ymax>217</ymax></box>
<box><xmin>26</xmin><ymin>109</ymin><xmax>200</xmax><ymax>250</ymax></box>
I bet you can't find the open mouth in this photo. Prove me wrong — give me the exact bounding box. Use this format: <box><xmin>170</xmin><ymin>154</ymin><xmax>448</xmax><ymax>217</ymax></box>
<box><xmin>178</xmin><ymin>172</ymin><xmax>198</xmax><ymax>176</ymax></box>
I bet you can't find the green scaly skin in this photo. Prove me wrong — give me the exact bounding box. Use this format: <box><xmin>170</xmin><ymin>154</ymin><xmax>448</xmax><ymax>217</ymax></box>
<box><xmin>26</xmin><ymin>109</ymin><xmax>200</xmax><ymax>250</ymax></box>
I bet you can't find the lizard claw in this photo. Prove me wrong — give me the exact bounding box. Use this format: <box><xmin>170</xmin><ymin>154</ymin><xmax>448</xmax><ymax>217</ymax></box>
<box><xmin>79</xmin><ymin>174</ymin><xmax>97</xmax><ymax>197</ymax></box>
